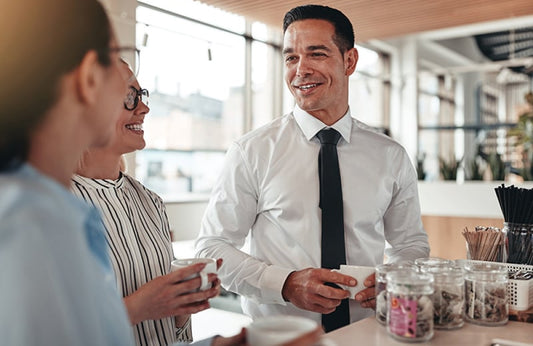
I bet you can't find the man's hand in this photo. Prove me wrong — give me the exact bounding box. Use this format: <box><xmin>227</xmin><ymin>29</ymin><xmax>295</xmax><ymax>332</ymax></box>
<box><xmin>281</xmin><ymin>268</ymin><xmax>355</xmax><ymax>314</ymax></box>
<box><xmin>355</xmin><ymin>272</ymin><xmax>376</xmax><ymax>309</ymax></box>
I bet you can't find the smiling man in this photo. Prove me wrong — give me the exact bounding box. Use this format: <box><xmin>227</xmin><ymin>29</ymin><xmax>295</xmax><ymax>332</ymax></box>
<box><xmin>196</xmin><ymin>4</ymin><xmax>430</xmax><ymax>332</ymax></box>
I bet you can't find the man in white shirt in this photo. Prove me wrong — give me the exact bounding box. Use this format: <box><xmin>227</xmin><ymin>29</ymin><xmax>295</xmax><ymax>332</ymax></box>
<box><xmin>196</xmin><ymin>4</ymin><xmax>430</xmax><ymax>332</ymax></box>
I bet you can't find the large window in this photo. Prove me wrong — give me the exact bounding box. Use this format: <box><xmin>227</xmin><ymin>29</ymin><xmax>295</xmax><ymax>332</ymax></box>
<box><xmin>134</xmin><ymin>1</ymin><xmax>282</xmax><ymax>200</ymax></box>
<box><xmin>417</xmin><ymin>68</ymin><xmax>531</xmax><ymax>182</ymax></box>
<box><xmin>133</xmin><ymin>1</ymin><xmax>390</xmax><ymax>199</ymax></box>
<box><xmin>348</xmin><ymin>46</ymin><xmax>390</xmax><ymax>131</ymax></box>
<box><xmin>251</xmin><ymin>23</ymin><xmax>282</xmax><ymax>130</ymax></box>
<box><xmin>418</xmin><ymin>72</ymin><xmax>458</xmax><ymax>181</ymax></box>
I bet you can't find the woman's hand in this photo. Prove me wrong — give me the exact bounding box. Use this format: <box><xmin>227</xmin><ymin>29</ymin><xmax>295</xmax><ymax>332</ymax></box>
<box><xmin>124</xmin><ymin>262</ymin><xmax>221</xmax><ymax>324</ymax></box>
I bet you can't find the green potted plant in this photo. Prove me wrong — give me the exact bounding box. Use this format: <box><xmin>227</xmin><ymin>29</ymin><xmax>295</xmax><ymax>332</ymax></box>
<box><xmin>417</xmin><ymin>153</ymin><xmax>426</xmax><ymax>181</ymax></box>
<box><xmin>466</xmin><ymin>155</ymin><xmax>485</xmax><ymax>180</ymax></box>
<box><xmin>439</xmin><ymin>156</ymin><xmax>461</xmax><ymax>181</ymax></box>
<box><xmin>507</xmin><ymin>91</ymin><xmax>533</xmax><ymax>180</ymax></box>
<box><xmin>487</xmin><ymin>152</ymin><xmax>506</xmax><ymax>181</ymax></box>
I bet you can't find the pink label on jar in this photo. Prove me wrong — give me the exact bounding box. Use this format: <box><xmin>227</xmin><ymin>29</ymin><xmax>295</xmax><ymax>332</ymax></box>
<box><xmin>389</xmin><ymin>296</ymin><xmax>418</xmax><ymax>337</ymax></box>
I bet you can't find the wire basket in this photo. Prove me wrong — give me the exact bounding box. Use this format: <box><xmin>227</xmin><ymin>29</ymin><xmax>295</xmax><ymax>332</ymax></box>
<box><xmin>505</xmin><ymin>262</ymin><xmax>533</xmax><ymax>311</ymax></box>
<box><xmin>457</xmin><ymin>260</ymin><xmax>533</xmax><ymax>311</ymax></box>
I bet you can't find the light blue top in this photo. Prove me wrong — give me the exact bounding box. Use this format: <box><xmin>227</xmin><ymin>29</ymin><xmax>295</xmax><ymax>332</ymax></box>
<box><xmin>0</xmin><ymin>164</ymin><xmax>134</xmax><ymax>346</ymax></box>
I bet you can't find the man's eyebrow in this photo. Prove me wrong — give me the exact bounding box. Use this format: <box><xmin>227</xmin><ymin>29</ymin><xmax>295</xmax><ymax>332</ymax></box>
<box><xmin>282</xmin><ymin>45</ymin><xmax>332</xmax><ymax>55</ymax></box>
<box><xmin>282</xmin><ymin>47</ymin><xmax>293</xmax><ymax>55</ymax></box>
<box><xmin>307</xmin><ymin>45</ymin><xmax>331</xmax><ymax>52</ymax></box>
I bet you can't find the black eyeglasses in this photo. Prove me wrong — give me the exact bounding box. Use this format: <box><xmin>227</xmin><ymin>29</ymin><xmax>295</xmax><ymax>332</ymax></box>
<box><xmin>124</xmin><ymin>86</ymin><xmax>149</xmax><ymax>111</ymax></box>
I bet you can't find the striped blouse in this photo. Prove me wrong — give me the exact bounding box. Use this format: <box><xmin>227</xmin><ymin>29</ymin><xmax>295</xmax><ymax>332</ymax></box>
<box><xmin>71</xmin><ymin>173</ymin><xmax>192</xmax><ymax>346</ymax></box>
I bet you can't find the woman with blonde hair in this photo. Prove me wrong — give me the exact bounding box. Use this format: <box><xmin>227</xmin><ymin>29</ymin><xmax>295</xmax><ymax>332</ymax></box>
<box><xmin>72</xmin><ymin>61</ymin><xmax>231</xmax><ymax>345</ymax></box>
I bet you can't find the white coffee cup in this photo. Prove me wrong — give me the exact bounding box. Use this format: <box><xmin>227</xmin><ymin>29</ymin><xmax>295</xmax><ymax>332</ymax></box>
<box><xmin>171</xmin><ymin>258</ymin><xmax>217</xmax><ymax>291</ymax></box>
<box><xmin>247</xmin><ymin>315</ymin><xmax>318</xmax><ymax>346</ymax></box>
<box><xmin>332</xmin><ymin>265</ymin><xmax>375</xmax><ymax>299</ymax></box>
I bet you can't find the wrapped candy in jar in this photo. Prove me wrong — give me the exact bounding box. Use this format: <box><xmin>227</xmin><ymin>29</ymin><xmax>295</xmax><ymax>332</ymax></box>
<box><xmin>375</xmin><ymin>263</ymin><xmax>416</xmax><ymax>325</ymax></box>
<box><xmin>420</xmin><ymin>265</ymin><xmax>465</xmax><ymax>329</ymax></box>
<box><xmin>464</xmin><ymin>262</ymin><xmax>508</xmax><ymax>326</ymax></box>
<box><xmin>386</xmin><ymin>271</ymin><xmax>434</xmax><ymax>342</ymax></box>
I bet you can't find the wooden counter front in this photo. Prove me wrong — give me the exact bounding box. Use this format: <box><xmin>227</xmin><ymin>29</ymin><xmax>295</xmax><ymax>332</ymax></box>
<box><xmin>422</xmin><ymin>215</ymin><xmax>503</xmax><ymax>260</ymax></box>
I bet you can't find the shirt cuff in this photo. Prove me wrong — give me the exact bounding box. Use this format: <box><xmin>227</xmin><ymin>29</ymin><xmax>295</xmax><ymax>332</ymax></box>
<box><xmin>260</xmin><ymin>265</ymin><xmax>294</xmax><ymax>304</ymax></box>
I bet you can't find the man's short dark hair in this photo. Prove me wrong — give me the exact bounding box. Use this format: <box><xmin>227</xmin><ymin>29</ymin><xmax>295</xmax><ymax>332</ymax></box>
<box><xmin>0</xmin><ymin>0</ymin><xmax>113</xmax><ymax>171</ymax></box>
<box><xmin>283</xmin><ymin>4</ymin><xmax>355</xmax><ymax>53</ymax></box>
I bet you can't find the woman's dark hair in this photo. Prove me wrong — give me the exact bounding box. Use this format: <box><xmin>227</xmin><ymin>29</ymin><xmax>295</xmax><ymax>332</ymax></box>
<box><xmin>283</xmin><ymin>4</ymin><xmax>355</xmax><ymax>53</ymax></box>
<box><xmin>0</xmin><ymin>0</ymin><xmax>113</xmax><ymax>171</ymax></box>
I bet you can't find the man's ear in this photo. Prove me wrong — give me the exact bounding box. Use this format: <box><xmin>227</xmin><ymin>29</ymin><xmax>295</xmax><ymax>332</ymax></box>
<box><xmin>344</xmin><ymin>47</ymin><xmax>358</xmax><ymax>76</ymax></box>
<box><xmin>75</xmin><ymin>50</ymin><xmax>102</xmax><ymax>105</ymax></box>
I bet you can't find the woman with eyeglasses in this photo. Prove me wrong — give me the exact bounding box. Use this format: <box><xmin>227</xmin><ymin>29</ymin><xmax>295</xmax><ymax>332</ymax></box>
<box><xmin>70</xmin><ymin>61</ymin><xmax>246</xmax><ymax>346</ymax></box>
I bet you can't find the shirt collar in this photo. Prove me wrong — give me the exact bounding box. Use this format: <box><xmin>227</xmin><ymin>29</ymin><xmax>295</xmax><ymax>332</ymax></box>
<box><xmin>293</xmin><ymin>104</ymin><xmax>352</xmax><ymax>144</ymax></box>
<box><xmin>72</xmin><ymin>172</ymin><xmax>125</xmax><ymax>190</ymax></box>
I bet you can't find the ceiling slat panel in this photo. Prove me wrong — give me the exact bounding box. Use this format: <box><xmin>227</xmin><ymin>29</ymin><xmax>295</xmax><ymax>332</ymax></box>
<box><xmin>194</xmin><ymin>0</ymin><xmax>533</xmax><ymax>41</ymax></box>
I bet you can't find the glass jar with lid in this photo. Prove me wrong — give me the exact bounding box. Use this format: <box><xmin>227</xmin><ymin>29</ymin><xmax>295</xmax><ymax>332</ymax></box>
<box><xmin>386</xmin><ymin>271</ymin><xmax>434</xmax><ymax>342</ymax></box>
<box><xmin>464</xmin><ymin>262</ymin><xmax>508</xmax><ymax>326</ymax></box>
<box><xmin>414</xmin><ymin>257</ymin><xmax>453</xmax><ymax>269</ymax></box>
<box><xmin>375</xmin><ymin>263</ymin><xmax>416</xmax><ymax>325</ymax></box>
<box><xmin>420</xmin><ymin>265</ymin><xmax>465</xmax><ymax>329</ymax></box>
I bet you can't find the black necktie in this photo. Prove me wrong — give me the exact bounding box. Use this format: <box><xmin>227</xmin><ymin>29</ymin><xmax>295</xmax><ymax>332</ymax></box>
<box><xmin>317</xmin><ymin>128</ymin><xmax>350</xmax><ymax>332</ymax></box>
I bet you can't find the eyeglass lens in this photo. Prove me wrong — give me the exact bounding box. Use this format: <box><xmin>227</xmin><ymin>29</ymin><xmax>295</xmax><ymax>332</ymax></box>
<box><xmin>124</xmin><ymin>86</ymin><xmax>149</xmax><ymax>110</ymax></box>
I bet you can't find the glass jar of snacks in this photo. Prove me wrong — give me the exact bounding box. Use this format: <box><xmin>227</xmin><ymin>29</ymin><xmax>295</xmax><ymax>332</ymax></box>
<box><xmin>386</xmin><ymin>271</ymin><xmax>434</xmax><ymax>342</ymax></box>
<box><xmin>420</xmin><ymin>265</ymin><xmax>465</xmax><ymax>329</ymax></box>
<box><xmin>375</xmin><ymin>263</ymin><xmax>416</xmax><ymax>325</ymax></box>
<box><xmin>464</xmin><ymin>262</ymin><xmax>508</xmax><ymax>326</ymax></box>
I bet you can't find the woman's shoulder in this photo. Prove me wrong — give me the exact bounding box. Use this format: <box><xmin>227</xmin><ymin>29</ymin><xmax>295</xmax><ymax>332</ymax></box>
<box><xmin>122</xmin><ymin>173</ymin><xmax>165</xmax><ymax>205</ymax></box>
<box><xmin>1</xmin><ymin>174</ymin><xmax>90</xmax><ymax>242</ymax></box>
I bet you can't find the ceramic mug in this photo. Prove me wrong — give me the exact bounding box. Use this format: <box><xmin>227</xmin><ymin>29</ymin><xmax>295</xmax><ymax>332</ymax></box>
<box><xmin>171</xmin><ymin>258</ymin><xmax>217</xmax><ymax>291</ymax></box>
<box><xmin>247</xmin><ymin>315</ymin><xmax>318</xmax><ymax>346</ymax></box>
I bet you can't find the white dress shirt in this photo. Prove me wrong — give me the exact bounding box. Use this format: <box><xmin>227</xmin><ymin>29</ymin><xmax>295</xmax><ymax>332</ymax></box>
<box><xmin>196</xmin><ymin>105</ymin><xmax>430</xmax><ymax>325</ymax></box>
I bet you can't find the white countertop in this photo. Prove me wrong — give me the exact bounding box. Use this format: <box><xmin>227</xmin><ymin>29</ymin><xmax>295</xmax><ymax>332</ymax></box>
<box><xmin>192</xmin><ymin>308</ymin><xmax>252</xmax><ymax>340</ymax></box>
<box><xmin>324</xmin><ymin>317</ymin><xmax>533</xmax><ymax>346</ymax></box>
<box><xmin>417</xmin><ymin>181</ymin><xmax>526</xmax><ymax>218</ymax></box>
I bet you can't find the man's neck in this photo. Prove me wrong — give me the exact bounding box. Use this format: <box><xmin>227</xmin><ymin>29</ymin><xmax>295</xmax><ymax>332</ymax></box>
<box><xmin>307</xmin><ymin>106</ymin><xmax>349</xmax><ymax>126</ymax></box>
